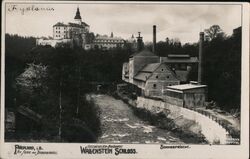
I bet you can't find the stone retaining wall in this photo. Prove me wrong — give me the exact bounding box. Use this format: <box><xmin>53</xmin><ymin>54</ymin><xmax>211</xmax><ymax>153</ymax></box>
<box><xmin>137</xmin><ymin>96</ymin><xmax>230</xmax><ymax>144</ymax></box>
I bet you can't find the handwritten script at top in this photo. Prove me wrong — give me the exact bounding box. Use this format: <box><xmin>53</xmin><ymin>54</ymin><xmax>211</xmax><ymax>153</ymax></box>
<box><xmin>7</xmin><ymin>5</ymin><xmax>54</xmax><ymax>15</ymax></box>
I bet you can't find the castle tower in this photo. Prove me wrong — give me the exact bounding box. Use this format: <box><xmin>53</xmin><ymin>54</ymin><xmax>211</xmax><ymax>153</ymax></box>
<box><xmin>74</xmin><ymin>7</ymin><xmax>82</xmax><ymax>25</ymax></box>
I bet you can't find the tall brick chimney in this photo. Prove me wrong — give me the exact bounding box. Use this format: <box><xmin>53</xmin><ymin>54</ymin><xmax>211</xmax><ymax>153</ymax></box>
<box><xmin>152</xmin><ymin>25</ymin><xmax>156</xmax><ymax>54</ymax></box>
<box><xmin>198</xmin><ymin>32</ymin><xmax>204</xmax><ymax>84</ymax></box>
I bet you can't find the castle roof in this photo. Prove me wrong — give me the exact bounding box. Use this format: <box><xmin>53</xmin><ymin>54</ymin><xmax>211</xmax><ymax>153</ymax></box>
<box><xmin>53</xmin><ymin>22</ymin><xmax>67</xmax><ymax>27</ymax></box>
<box><xmin>68</xmin><ymin>22</ymin><xmax>85</xmax><ymax>28</ymax></box>
<box><xmin>81</xmin><ymin>22</ymin><xmax>89</xmax><ymax>27</ymax></box>
<box><xmin>53</xmin><ymin>22</ymin><xmax>89</xmax><ymax>28</ymax></box>
<box><xmin>74</xmin><ymin>7</ymin><xmax>82</xmax><ymax>20</ymax></box>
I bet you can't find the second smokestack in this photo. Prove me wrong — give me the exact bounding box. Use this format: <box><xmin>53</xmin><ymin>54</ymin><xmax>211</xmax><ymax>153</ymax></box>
<box><xmin>198</xmin><ymin>32</ymin><xmax>204</xmax><ymax>85</ymax></box>
<box><xmin>152</xmin><ymin>25</ymin><xmax>156</xmax><ymax>55</ymax></box>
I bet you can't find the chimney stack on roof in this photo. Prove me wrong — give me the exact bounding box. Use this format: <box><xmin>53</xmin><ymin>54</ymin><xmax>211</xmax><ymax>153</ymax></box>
<box><xmin>198</xmin><ymin>32</ymin><xmax>204</xmax><ymax>85</ymax></box>
<box><xmin>152</xmin><ymin>25</ymin><xmax>157</xmax><ymax>55</ymax></box>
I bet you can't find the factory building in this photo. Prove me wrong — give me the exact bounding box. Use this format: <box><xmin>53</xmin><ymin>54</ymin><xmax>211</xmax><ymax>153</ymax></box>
<box><xmin>163</xmin><ymin>32</ymin><xmax>207</xmax><ymax>108</ymax></box>
<box><xmin>122</xmin><ymin>25</ymin><xmax>207</xmax><ymax>107</ymax></box>
<box><xmin>133</xmin><ymin>62</ymin><xmax>180</xmax><ymax>97</ymax></box>
<box><xmin>165</xmin><ymin>82</ymin><xmax>207</xmax><ymax>108</ymax></box>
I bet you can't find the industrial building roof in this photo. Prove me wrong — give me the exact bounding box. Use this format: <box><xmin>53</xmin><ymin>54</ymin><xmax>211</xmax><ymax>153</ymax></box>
<box><xmin>167</xmin><ymin>54</ymin><xmax>190</xmax><ymax>58</ymax></box>
<box><xmin>161</xmin><ymin>56</ymin><xmax>198</xmax><ymax>63</ymax></box>
<box><xmin>134</xmin><ymin>63</ymin><xmax>177</xmax><ymax>82</ymax></box>
<box><xmin>140</xmin><ymin>63</ymin><xmax>161</xmax><ymax>72</ymax></box>
<box><xmin>130</xmin><ymin>49</ymin><xmax>158</xmax><ymax>58</ymax></box>
<box><xmin>166</xmin><ymin>83</ymin><xmax>207</xmax><ymax>91</ymax></box>
<box><xmin>133</xmin><ymin>72</ymin><xmax>152</xmax><ymax>81</ymax></box>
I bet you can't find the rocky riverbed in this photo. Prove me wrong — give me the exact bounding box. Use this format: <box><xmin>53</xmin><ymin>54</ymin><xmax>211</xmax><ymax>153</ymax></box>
<box><xmin>88</xmin><ymin>94</ymin><xmax>184</xmax><ymax>144</ymax></box>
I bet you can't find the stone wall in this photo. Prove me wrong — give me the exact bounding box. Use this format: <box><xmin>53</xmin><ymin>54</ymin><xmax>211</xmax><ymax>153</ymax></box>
<box><xmin>136</xmin><ymin>96</ymin><xmax>230</xmax><ymax>144</ymax></box>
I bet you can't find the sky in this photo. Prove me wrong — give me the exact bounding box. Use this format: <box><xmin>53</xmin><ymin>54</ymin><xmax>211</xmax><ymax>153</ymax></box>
<box><xmin>5</xmin><ymin>2</ymin><xmax>242</xmax><ymax>44</ymax></box>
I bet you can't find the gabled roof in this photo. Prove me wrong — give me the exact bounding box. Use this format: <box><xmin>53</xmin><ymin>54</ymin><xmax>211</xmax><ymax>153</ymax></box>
<box><xmin>53</xmin><ymin>22</ymin><xmax>67</xmax><ymax>27</ymax></box>
<box><xmin>133</xmin><ymin>63</ymin><xmax>177</xmax><ymax>82</ymax></box>
<box><xmin>130</xmin><ymin>49</ymin><xmax>158</xmax><ymax>58</ymax></box>
<box><xmin>133</xmin><ymin>72</ymin><xmax>152</xmax><ymax>81</ymax></box>
<box><xmin>140</xmin><ymin>63</ymin><xmax>161</xmax><ymax>72</ymax></box>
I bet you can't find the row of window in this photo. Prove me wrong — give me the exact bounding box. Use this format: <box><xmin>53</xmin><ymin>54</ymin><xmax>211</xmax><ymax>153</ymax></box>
<box><xmin>95</xmin><ymin>40</ymin><xmax>123</xmax><ymax>43</ymax></box>
<box><xmin>55</xmin><ymin>31</ymin><xmax>66</xmax><ymax>33</ymax></box>
<box><xmin>55</xmin><ymin>35</ymin><xmax>67</xmax><ymax>38</ymax></box>
<box><xmin>55</xmin><ymin>27</ymin><xmax>67</xmax><ymax>30</ymax></box>
<box><xmin>100</xmin><ymin>44</ymin><xmax>117</xmax><ymax>46</ymax></box>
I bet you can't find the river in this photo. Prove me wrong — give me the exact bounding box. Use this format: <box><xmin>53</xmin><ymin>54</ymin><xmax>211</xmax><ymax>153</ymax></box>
<box><xmin>89</xmin><ymin>94</ymin><xmax>184</xmax><ymax>144</ymax></box>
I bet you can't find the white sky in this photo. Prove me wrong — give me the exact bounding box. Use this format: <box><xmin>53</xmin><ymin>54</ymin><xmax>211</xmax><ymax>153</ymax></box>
<box><xmin>5</xmin><ymin>3</ymin><xmax>241</xmax><ymax>44</ymax></box>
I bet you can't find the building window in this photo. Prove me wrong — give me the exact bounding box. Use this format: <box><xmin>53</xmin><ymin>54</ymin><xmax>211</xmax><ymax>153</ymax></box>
<box><xmin>156</xmin><ymin>75</ymin><xmax>158</xmax><ymax>79</ymax></box>
<box><xmin>167</xmin><ymin>76</ymin><xmax>169</xmax><ymax>79</ymax></box>
<box><xmin>180</xmin><ymin>64</ymin><xmax>187</xmax><ymax>70</ymax></box>
<box><xmin>161</xmin><ymin>69</ymin><xmax>164</xmax><ymax>71</ymax></box>
<box><xmin>153</xmin><ymin>84</ymin><xmax>157</xmax><ymax>88</ymax></box>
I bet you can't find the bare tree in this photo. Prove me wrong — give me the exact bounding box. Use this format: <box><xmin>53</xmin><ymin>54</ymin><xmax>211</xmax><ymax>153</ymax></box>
<box><xmin>205</xmin><ymin>25</ymin><xmax>225</xmax><ymax>41</ymax></box>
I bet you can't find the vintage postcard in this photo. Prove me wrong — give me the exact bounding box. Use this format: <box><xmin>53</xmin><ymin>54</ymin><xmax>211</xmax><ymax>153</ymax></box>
<box><xmin>1</xmin><ymin>1</ymin><xmax>249</xmax><ymax>159</ymax></box>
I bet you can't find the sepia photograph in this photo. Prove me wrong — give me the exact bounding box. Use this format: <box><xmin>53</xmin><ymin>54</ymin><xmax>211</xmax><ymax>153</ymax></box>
<box><xmin>1</xmin><ymin>1</ymin><xmax>249</xmax><ymax>159</ymax></box>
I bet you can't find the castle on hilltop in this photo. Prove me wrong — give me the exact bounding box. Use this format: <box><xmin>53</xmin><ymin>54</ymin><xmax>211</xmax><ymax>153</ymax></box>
<box><xmin>36</xmin><ymin>7</ymin><xmax>133</xmax><ymax>50</ymax></box>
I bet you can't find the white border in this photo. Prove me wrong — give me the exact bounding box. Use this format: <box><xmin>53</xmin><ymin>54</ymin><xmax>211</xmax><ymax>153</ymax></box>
<box><xmin>1</xmin><ymin>1</ymin><xmax>249</xmax><ymax>159</ymax></box>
